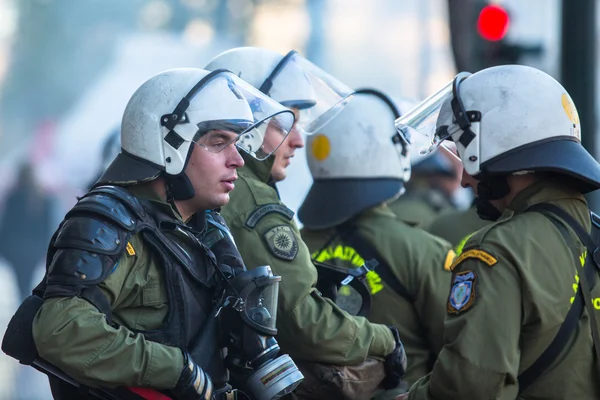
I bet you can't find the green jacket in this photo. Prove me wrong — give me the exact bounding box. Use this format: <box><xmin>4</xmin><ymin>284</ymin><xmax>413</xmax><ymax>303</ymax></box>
<box><xmin>220</xmin><ymin>155</ymin><xmax>395</xmax><ymax>364</ymax></box>
<box><xmin>32</xmin><ymin>186</ymin><xmax>186</xmax><ymax>390</ymax></box>
<box><xmin>425</xmin><ymin>205</ymin><xmax>491</xmax><ymax>254</ymax></box>
<box><xmin>408</xmin><ymin>180</ymin><xmax>600</xmax><ymax>400</ymax></box>
<box><xmin>301</xmin><ymin>206</ymin><xmax>455</xmax><ymax>384</ymax></box>
<box><xmin>388</xmin><ymin>182</ymin><xmax>456</xmax><ymax>228</ymax></box>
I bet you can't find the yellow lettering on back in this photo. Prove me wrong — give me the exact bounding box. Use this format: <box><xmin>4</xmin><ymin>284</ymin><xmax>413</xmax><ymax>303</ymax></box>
<box><xmin>314</xmin><ymin>245</ymin><xmax>384</xmax><ymax>294</ymax></box>
<box><xmin>366</xmin><ymin>270</ymin><xmax>384</xmax><ymax>294</ymax></box>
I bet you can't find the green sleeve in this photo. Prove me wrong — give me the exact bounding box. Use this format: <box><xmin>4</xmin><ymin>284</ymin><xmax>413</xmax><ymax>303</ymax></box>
<box><xmin>231</xmin><ymin>215</ymin><xmax>395</xmax><ymax>364</ymax></box>
<box><xmin>407</xmin><ymin>249</ymin><xmax>522</xmax><ymax>400</ymax></box>
<box><xmin>412</xmin><ymin>247</ymin><xmax>454</xmax><ymax>356</ymax></box>
<box><xmin>32</xmin><ymin>235</ymin><xmax>184</xmax><ymax>389</ymax></box>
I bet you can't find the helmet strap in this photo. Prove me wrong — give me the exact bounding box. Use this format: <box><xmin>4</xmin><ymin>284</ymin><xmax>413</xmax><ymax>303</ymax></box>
<box><xmin>165</xmin><ymin>173</ymin><xmax>195</xmax><ymax>201</ymax></box>
<box><xmin>474</xmin><ymin>174</ymin><xmax>510</xmax><ymax>221</ymax></box>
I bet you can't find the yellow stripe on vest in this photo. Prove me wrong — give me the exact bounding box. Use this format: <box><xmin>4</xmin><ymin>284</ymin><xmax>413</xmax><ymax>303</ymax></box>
<box><xmin>449</xmin><ymin>249</ymin><xmax>497</xmax><ymax>271</ymax></box>
<box><xmin>126</xmin><ymin>242</ymin><xmax>136</xmax><ymax>256</ymax></box>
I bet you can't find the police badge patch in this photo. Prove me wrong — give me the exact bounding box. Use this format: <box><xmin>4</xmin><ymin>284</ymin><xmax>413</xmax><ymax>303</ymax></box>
<box><xmin>447</xmin><ymin>270</ymin><xmax>477</xmax><ymax>314</ymax></box>
<box><xmin>263</xmin><ymin>225</ymin><xmax>299</xmax><ymax>261</ymax></box>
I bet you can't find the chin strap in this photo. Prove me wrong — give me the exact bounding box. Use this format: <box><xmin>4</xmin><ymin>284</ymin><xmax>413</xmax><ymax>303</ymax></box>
<box><xmin>165</xmin><ymin>173</ymin><xmax>195</xmax><ymax>201</ymax></box>
<box><xmin>474</xmin><ymin>174</ymin><xmax>510</xmax><ymax>221</ymax></box>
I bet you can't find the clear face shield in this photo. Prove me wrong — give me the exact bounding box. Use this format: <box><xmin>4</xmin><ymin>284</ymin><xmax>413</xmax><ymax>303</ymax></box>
<box><xmin>239</xmin><ymin>271</ymin><xmax>280</xmax><ymax>335</ymax></box>
<box><xmin>394</xmin><ymin>72</ymin><xmax>473</xmax><ymax>159</ymax></box>
<box><xmin>161</xmin><ymin>69</ymin><xmax>295</xmax><ymax>161</ymax></box>
<box><xmin>259</xmin><ymin>50</ymin><xmax>355</xmax><ymax>135</ymax></box>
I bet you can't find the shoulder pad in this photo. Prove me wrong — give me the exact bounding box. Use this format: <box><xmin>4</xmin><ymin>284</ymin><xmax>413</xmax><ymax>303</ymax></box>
<box><xmin>91</xmin><ymin>185</ymin><xmax>147</xmax><ymax>219</ymax></box>
<box><xmin>47</xmin><ymin>216</ymin><xmax>132</xmax><ymax>290</ymax></box>
<box><xmin>245</xmin><ymin>203</ymin><xmax>294</xmax><ymax>229</ymax></box>
<box><xmin>54</xmin><ymin>216</ymin><xmax>129</xmax><ymax>255</ymax></box>
<box><xmin>68</xmin><ymin>185</ymin><xmax>147</xmax><ymax>231</ymax></box>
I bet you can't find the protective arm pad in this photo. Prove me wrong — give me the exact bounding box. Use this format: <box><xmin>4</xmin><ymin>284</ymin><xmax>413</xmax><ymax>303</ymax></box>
<box><xmin>172</xmin><ymin>352</ymin><xmax>214</xmax><ymax>400</ymax></box>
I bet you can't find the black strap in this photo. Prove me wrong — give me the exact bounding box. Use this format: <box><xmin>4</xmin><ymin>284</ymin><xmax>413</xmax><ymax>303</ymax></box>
<box><xmin>311</xmin><ymin>229</ymin><xmax>374</xmax><ymax>317</ymax></box>
<box><xmin>337</xmin><ymin>225</ymin><xmax>415</xmax><ymax>303</ymax></box>
<box><xmin>517</xmin><ymin>203</ymin><xmax>600</xmax><ymax>393</ymax></box>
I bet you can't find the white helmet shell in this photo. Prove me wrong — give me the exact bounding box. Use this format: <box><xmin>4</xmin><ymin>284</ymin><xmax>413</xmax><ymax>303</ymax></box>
<box><xmin>399</xmin><ymin>65</ymin><xmax>600</xmax><ymax>192</ymax></box>
<box><xmin>205</xmin><ymin>47</ymin><xmax>282</xmax><ymax>92</ymax></box>
<box><xmin>448</xmin><ymin>65</ymin><xmax>582</xmax><ymax>176</ymax></box>
<box><xmin>97</xmin><ymin>67</ymin><xmax>295</xmax><ymax>188</ymax></box>
<box><xmin>121</xmin><ymin>68</ymin><xmax>253</xmax><ymax>176</ymax></box>
<box><xmin>298</xmin><ymin>89</ymin><xmax>408</xmax><ymax>229</ymax></box>
<box><xmin>204</xmin><ymin>47</ymin><xmax>354</xmax><ymax>135</ymax></box>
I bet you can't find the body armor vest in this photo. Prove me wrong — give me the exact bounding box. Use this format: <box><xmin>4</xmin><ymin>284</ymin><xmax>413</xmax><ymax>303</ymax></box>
<box><xmin>35</xmin><ymin>185</ymin><xmax>228</xmax><ymax>386</ymax></box>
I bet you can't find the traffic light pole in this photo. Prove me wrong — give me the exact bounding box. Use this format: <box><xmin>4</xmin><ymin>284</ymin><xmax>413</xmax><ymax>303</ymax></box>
<box><xmin>560</xmin><ymin>0</ymin><xmax>599</xmax><ymax>210</ymax></box>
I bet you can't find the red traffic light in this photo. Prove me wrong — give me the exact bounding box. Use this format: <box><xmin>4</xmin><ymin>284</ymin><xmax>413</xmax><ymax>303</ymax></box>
<box><xmin>477</xmin><ymin>4</ymin><xmax>510</xmax><ymax>41</ymax></box>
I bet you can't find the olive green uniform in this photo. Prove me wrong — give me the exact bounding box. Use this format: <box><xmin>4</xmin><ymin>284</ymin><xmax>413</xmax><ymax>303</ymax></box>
<box><xmin>388</xmin><ymin>182</ymin><xmax>455</xmax><ymax>228</ymax></box>
<box><xmin>301</xmin><ymin>206</ymin><xmax>455</xmax><ymax>384</ymax></box>
<box><xmin>32</xmin><ymin>186</ymin><xmax>185</xmax><ymax>390</ymax></box>
<box><xmin>408</xmin><ymin>181</ymin><xmax>600</xmax><ymax>400</ymax></box>
<box><xmin>425</xmin><ymin>205</ymin><xmax>491</xmax><ymax>253</ymax></box>
<box><xmin>219</xmin><ymin>156</ymin><xmax>395</xmax><ymax>364</ymax></box>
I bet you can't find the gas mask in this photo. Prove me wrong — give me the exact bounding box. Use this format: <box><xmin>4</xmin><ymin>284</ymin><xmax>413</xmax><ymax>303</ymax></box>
<box><xmin>313</xmin><ymin>259</ymin><xmax>377</xmax><ymax>317</ymax></box>
<box><xmin>218</xmin><ymin>265</ymin><xmax>303</xmax><ymax>400</ymax></box>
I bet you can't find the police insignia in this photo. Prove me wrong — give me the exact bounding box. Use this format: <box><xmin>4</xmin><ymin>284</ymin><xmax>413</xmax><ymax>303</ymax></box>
<box><xmin>449</xmin><ymin>248</ymin><xmax>497</xmax><ymax>271</ymax></box>
<box><xmin>263</xmin><ymin>225</ymin><xmax>298</xmax><ymax>261</ymax></box>
<box><xmin>447</xmin><ymin>270</ymin><xmax>477</xmax><ymax>314</ymax></box>
<box><xmin>245</xmin><ymin>204</ymin><xmax>295</xmax><ymax>228</ymax></box>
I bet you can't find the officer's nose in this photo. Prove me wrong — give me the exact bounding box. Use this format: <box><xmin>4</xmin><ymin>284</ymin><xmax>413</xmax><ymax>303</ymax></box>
<box><xmin>288</xmin><ymin>125</ymin><xmax>305</xmax><ymax>149</ymax></box>
<box><xmin>461</xmin><ymin>169</ymin><xmax>478</xmax><ymax>192</ymax></box>
<box><xmin>227</xmin><ymin>145</ymin><xmax>244</xmax><ymax>169</ymax></box>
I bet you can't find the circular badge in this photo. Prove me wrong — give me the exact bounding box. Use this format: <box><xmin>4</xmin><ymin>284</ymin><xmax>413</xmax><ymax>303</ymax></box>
<box><xmin>311</xmin><ymin>134</ymin><xmax>331</xmax><ymax>161</ymax></box>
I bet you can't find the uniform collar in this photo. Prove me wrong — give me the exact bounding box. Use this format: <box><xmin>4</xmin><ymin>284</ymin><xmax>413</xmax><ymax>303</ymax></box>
<box><xmin>240</xmin><ymin>152</ymin><xmax>276</xmax><ymax>184</ymax></box>
<box><xmin>126</xmin><ymin>184</ymin><xmax>184</xmax><ymax>222</ymax></box>
<box><xmin>504</xmin><ymin>179</ymin><xmax>587</xmax><ymax>216</ymax></box>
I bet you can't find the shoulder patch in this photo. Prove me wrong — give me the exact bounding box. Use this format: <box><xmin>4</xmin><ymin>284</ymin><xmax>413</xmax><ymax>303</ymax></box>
<box><xmin>449</xmin><ymin>249</ymin><xmax>497</xmax><ymax>271</ymax></box>
<box><xmin>245</xmin><ymin>204</ymin><xmax>295</xmax><ymax>228</ymax></box>
<box><xmin>443</xmin><ymin>249</ymin><xmax>457</xmax><ymax>271</ymax></box>
<box><xmin>263</xmin><ymin>225</ymin><xmax>298</xmax><ymax>261</ymax></box>
<box><xmin>447</xmin><ymin>269</ymin><xmax>477</xmax><ymax>314</ymax></box>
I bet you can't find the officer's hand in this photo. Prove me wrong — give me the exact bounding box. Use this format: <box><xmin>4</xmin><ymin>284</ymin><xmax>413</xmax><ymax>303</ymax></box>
<box><xmin>172</xmin><ymin>352</ymin><xmax>215</xmax><ymax>400</ymax></box>
<box><xmin>382</xmin><ymin>326</ymin><xmax>407</xmax><ymax>390</ymax></box>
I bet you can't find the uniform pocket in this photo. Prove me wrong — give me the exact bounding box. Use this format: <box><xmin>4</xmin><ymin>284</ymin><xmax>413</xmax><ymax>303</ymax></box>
<box><xmin>141</xmin><ymin>283</ymin><xmax>163</xmax><ymax>306</ymax></box>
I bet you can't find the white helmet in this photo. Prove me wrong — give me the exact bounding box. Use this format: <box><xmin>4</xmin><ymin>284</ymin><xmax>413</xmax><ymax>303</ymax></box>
<box><xmin>298</xmin><ymin>89</ymin><xmax>410</xmax><ymax>229</ymax></box>
<box><xmin>97</xmin><ymin>68</ymin><xmax>295</xmax><ymax>198</ymax></box>
<box><xmin>204</xmin><ymin>47</ymin><xmax>354</xmax><ymax>135</ymax></box>
<box><xmin>396</xmin><ymin>64</ymin><xmax>600</xmax><ymax>193</ymax></box>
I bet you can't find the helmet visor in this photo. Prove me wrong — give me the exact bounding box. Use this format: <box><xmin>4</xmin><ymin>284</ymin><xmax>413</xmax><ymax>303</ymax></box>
<box><xmin>394</xmin><ymin>72</ymin><xmax>471</xmax><ymax>156</ymax></box>
<box><xmin>189</xmin><ymin>71</ymin><xmax>295</xmax><ymax>160</ymax></box>
<box><xmin>261</xmin><ymin>51</ymin><xmax>354</xmax><ymax>135</ymax></box>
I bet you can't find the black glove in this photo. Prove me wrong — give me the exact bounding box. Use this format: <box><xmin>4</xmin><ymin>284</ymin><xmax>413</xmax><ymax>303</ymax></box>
<box><xmin>172</xmin><ymin>352</ymin><xmax>214</xmax><ymax>400</ymax></box>
<box><xmin>382</xmin><ymin>326</ymin><xmax>407</xmax><ymax>390</ymax></box>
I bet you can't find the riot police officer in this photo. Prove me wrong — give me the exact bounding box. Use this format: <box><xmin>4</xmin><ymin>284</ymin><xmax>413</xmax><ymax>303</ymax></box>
<box><xmin>396</xmin><ymin>65</ymin><xmax>600</xmax><ymax>399</ymax></box>
<box><xmin>298</xmin><ymin>89</ymin><xmax>455</xmax><ymax>391</ymax></box>
<box><xmin>204</xmin><ymin>48</ymin><xmax>407</xmax><ymax>399</ymax></box>
<box><xmin>3</xmin><ymin>68</ymin><xmax>297</xmax><ymax>399</ymax></box>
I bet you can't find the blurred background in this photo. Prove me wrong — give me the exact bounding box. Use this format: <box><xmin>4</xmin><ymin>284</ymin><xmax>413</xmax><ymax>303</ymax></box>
<box><xmin>0</xmin><ymin>0</ymin><xmax>596</xmax><ymax>398</ymax></box>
